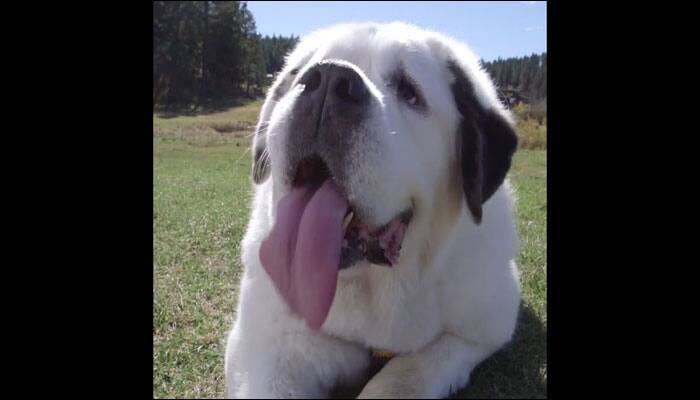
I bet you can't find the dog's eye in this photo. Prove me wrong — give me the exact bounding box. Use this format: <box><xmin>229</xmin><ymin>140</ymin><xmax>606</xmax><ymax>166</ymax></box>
<box><xmin>397</xmin><ymin>79</ymin><xmax>418</xmax><ymax>106</ymax></box>
<box><xmin>290</xmin><ymin>68</ymin><xmax>299</xmax><ymax>75</ymax></box>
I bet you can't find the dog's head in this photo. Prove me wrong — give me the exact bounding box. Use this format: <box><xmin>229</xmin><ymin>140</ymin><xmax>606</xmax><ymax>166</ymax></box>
<box><xmin>251</xmin><ymin>23</ymin><xmax>517</xmax><ymax>330</ymax></box>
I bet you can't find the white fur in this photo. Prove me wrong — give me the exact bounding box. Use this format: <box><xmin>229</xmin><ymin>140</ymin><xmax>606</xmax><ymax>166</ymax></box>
<box><xmin>225</xmin><ymin>22</ymin><xmax>521</xmax><ymax>398</ymax></box>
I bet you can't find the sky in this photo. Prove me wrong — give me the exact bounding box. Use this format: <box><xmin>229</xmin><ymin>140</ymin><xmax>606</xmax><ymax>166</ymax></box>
<box><xmin>247</xmin><ymin>1</ymin><xmax>546</xmax><ymax>61</ymax></box>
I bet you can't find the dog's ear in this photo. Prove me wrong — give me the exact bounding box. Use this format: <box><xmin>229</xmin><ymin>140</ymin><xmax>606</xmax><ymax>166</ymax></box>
<box><xmin>448</xmin><ymin>60</ymin><xmax>518</xmax><ymax>224</ymax></box>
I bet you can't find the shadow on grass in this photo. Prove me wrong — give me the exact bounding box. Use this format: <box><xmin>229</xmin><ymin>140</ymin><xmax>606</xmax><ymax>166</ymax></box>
<box><xmin>155</xmin><ymin>97</ymin><xmax>260</xmax><ymax>119</ymax></box>
<box><xmin>451</xmin><ymin>305</ymin><xmax>546</xmax><ymax>398</ymax></box>
<box><xmin>331</xmin><ymin>304</ymin><xmax>546</xmax><ymax>398</ymax></box>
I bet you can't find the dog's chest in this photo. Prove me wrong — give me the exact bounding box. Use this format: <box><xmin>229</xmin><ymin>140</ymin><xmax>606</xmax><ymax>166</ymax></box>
<box><xmin>321</xmin><ymin>266</ymin><xmax>443</xmax><ymax>352</ymax></box>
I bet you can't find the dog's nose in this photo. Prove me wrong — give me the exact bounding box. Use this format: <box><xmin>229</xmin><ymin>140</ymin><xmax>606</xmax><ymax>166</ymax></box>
<box><xmin>299</xmin><ymin>61</ymin><xmax>369</xmax><ymax>103</ymax></box>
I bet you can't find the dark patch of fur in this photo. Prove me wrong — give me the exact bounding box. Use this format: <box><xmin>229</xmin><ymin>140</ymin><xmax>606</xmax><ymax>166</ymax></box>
<box><xmin>447</xmin><ymin>60</ymin><xmax>518</xmax><ymax>224</ymax></box>
<box><xmin>282</xmin><ymin>61</ymin><xmax>374</xmax><ymax>191</ymax></box>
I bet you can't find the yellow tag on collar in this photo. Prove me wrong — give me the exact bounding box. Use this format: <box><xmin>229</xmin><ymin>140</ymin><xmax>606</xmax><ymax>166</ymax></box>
<box><xmin>371</xmin><ymin>350</ymin><xmax>395</xmax><ymax>359</ymax></box>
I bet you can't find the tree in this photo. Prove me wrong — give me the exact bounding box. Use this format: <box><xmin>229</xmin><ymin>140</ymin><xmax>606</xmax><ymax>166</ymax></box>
<box><xmin>202</xmin><ymin>1</ymin><xmax>244</xmax><ymax>101</ymax></box>
<box><xmin>153</xmin><ymin>1</ymin><xmax>204</xmax><ymax>107</ymax></box>
<box><xmin>481</xmin><ymin>52</ymin><xmax>547</xmax><ymax>101</ymax></box>
<box><xmin>238</xmin><ymin>2</ymin><xmax>266</xmax><ymax>96</ymax></box>
<box><xmin>154</xmin><ymin>1</ymin><xmax>272</xmax><ymax>108</ymax></box>
<box><xmin>261</xmin><ymin>34</ymin><xmax>298</xmax><ymax>75</ymax></box>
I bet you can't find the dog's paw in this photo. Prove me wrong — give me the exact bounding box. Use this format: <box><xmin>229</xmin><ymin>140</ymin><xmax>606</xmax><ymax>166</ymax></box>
<box><xmin>357</xmin><ymin>356</ymin><xmax>425</xmax><ymax>399</ymax></box>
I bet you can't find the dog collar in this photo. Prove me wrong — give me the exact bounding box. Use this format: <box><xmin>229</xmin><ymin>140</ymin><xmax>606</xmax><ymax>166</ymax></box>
<box><xmin>371</xmin><ymin>349</ymin><xmax>395</xmax><ymax>360</ymax></box>
<box><xmin>368</xmin><ymin>348</ymin><xmax>395</xmax><ymax>375</ymax></box>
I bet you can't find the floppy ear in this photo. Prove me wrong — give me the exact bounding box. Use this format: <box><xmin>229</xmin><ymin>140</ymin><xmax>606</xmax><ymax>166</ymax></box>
<box><xmin>448</xmin><ymin>61</ymin><xmax>518</xmax><ymax>224</ymax></box>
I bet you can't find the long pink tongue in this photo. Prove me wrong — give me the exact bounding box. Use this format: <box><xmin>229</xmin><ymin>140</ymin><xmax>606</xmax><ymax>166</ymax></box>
<box><xmin>259</xmin><ymin>179</ymin><xmax>348</xmax><ymax>331</ymax></box>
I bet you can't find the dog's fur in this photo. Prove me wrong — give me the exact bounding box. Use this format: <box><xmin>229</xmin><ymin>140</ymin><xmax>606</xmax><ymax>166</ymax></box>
<box><xmin>225</xmin><ymin>22</ymin><xmax>521</xmax><ymax>398</ymax></box>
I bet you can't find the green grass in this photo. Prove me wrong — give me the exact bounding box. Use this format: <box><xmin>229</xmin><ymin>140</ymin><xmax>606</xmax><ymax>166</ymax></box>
<box><xmin>153</xmin><ymin>104</ymin><xmax>547</xmax><ymax>399</ymax></box>
<box><xmin>153</xmin><ymin>135</ymin><xmax>252</xmax><ymax>398</ymax></box>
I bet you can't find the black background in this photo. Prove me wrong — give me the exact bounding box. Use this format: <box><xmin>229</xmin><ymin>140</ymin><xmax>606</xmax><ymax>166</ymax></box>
<box><xmin>4</xmin><ymin>1</ymin><xmax>682</xmax><ymax>397</ymax></box>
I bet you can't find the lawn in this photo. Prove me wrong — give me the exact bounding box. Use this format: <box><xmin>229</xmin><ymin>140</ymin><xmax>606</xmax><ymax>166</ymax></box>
<box><xmin>153</xmin><ymin>104</ymin><xmax>547</xmax><ymax>398</ymax></box>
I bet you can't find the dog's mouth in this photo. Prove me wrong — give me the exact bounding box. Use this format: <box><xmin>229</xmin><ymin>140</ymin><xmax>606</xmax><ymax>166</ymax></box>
<box><xmin>291</xmin><ymin>155</ymin><xmax>413</xmax><ymax>270</ymax></box>
<box><xmin>340</xmin><ymin>208</ymin><xmax>413</xmax><ymax>269</ymax></box>
<box><xmin>258</xmin><ymin>154</ymin><xmax>412</xmax><ymax>331</ymax></box>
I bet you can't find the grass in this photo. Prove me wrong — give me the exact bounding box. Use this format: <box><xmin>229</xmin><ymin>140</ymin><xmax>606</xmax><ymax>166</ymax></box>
<box><xmin>153</xmin><ymin>98</ymin><xmax>263</xmax><ymax>137</ymax></box>
<box><xmin>153</xmin><ymin>103</ymin><xmax>547</xmax><ymax>399</ymax></box>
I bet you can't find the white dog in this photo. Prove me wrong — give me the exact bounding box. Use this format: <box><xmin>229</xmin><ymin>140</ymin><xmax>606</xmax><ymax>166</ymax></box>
<box><xmin>225</xmin><ymin>22</ymin><xmax>521</xmax><ymax>398</ymax></box>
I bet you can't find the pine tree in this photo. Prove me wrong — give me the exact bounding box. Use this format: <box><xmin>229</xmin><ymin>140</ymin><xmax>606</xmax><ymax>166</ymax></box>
<box><xmin>481</xmin><ymin>52</ymin><xmax>547</xmax><ymax>101</ymax></box>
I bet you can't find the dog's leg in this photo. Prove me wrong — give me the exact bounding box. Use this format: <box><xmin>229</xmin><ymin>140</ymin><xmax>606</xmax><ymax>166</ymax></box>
<box><xmin>225</xmin><ymin>320</ymin><xmax>369</xmax><ymax>398</ymax></box>
<box><xmin>357</xmin><ymin>334</ymin><xmax>503</xmax><ymax>399</ymax></box>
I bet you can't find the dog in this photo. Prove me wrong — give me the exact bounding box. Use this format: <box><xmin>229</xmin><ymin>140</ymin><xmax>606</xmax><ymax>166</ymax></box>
<box><xmin>225</xmin><ymin>22</ymin><xmax>521</xmax><ymax>398</ymax></box>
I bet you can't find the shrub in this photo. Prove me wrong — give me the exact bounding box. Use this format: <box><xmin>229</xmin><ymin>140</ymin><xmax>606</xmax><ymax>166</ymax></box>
<box><xmin>512</xmin><ymin>102</ymin><xmax>547</xmax><ymax>150</ymax></box>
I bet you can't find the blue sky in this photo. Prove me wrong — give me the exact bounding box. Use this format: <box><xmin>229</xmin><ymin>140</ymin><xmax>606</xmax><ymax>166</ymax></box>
<box><xmin>247</xmin><ymin>1</ymin><xmax>546</xmax><ymax>61</ymax></box>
